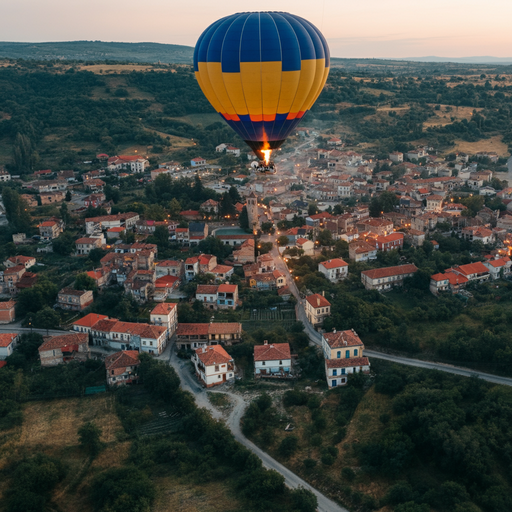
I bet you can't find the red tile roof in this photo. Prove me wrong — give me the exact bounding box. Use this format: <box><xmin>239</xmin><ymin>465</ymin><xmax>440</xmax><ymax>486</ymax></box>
<box><xmin>151</xmin><ymin>303</ymin><xmax>177</xmax><ymax>316</ymax></box>
<box><xmin>361</xmin><ymin>264</ymin><xmax>418</xmax><ymax>280</ymax></box>
<box><xmin>195</xmin><ymin>345</ymin><xmax>232</xmax><ymax>366</ymax></box>
<box><xmin>452</xmin><ymin>262</ymin><xmax>489</xmax><ymax>276</ymax></box>
<box><xmin>39</xmin><ymin>333</ymin><xmax>88</xmax><ymax>351</ymax></box>
<box><xmin>177</xmin><ymin>323</ymin><xmax>210</xmax><ymax>336</ymax></box>
<box><xmin>0</xmin><ymin>301</ymin><xmax>16</xmax><ymax>311</ymax></box>
<box><xmin>325</xmin><ymin>357</ymin><xmax>370</xmax><ymax>368</ymax></box>
<box><xmin>218</xmin><ymin>284</ymin><xmax>237</xmax><ymax>293</ymax></box>
<box><xmin>487</xmin><ymin>257</ymin><xmax>511</xmax><ymax>268</ymax></box>
<box><xmin>207</xmin><ymin>322</ymin><xmax>242</xmax><ymax>335</ymax></box>
<box><xmin>155</xmin><ymin>275</ymin><xmax>179</xmax><ymax>288</ymax></box>
<box><xmin>6</xmin><ymin>256</ymin><xmax>35</xmax><ymax>265</ymax></box>
<box><xmin>323</xmin><ymin>330</ymin><xmax>363</xmax><ymax>348</ymax></box>
<box><xmin>0</xmin><ymin>333</ymin><xmax>17</xmax><ymax>347</ymax></box>
<box><xmin>211</xmin><ymin>265</ymin><xmax>233</xmax><ymax>274</ymax></box>
<box><xmin>105</xmin><ymin>350</ymin><xmax>139</xmax><ymax>371</ymax></box>
<box><xmin>306</xmin><ymin>293</ymin><xmax>331</xmax><ymax>308</ymax></box>
<box><xmin>196</xmin><ymin>285</ymin><xmax>219</xmax><ymax>294</ymax></box>
<box><xmin>319</xmin><ymin>258</ymin><xmax>348</xmax><ymax>269</ymax></box>
<box><xmin>254</xmin><ymin>342</ymin><xmax>291</xmax><ymax>361</ymax></box>
<box><xmin>73</xmin><ymin>313</ymin><xmax>108</xmax><ymax>328</ymax></box>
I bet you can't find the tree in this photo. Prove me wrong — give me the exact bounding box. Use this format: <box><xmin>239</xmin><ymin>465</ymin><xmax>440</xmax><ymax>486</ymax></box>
<box><xmin>2</xmin><ymin>187</ymin><xmax>31</xmax><ymax>232</ymax></box>
<box><xmin>59</xmin><ymin>202</ymin><xmax>69</xmax><ymax>225</ymax></box>
<box><xmin>65</xmin><ymin>190</ymin><xmax>72</xmax><ymax>202</ymax></box>
<box><xmin>168</xmin><ymin>198</ymin><xmax>182</xmax><ymax>218</ymax></box>
<box><xmin>317</xmin><ymin>229</ymin><xmax>333</xmax><ymax>246</ymax></box>
<box><xmin>75</xmin><ymin>272</ymin><xmax>96</xmax><ymax>291</ymax></box>
<box><xmin>33</xmin><ymin>307</ymin><xmax>60</xmax><ymax>332</ymax></box>
<box><xmin>12</xmin><ymin>133</ymin><xmax>37</xmax><ymax>174</ymax></box>
<box><xmin>153</xmin><ymin>225</ymin><xmax>170</xmax><ymax>251</ymax></box>
<box><xmin>219</xmin><ymin>192</ymin><xmax>236</xmax><ymax>217</ymax></box>
<box><xmin>78</xmin><ymin>421</ymin><xmax>103</xmax><ymax>457</ymax></box>
<box><xmin>261</xmin><ymin>222</ymin><xmax>275</xmax><ymax>235</ymax></box>
<box><xmin>277</xmin><ymin>235</ymin><xmax>289</xmax><ymax>246</ymax></box>
<box><xmin>52</xmin><ymin>232</ymin><xmax>75</xmax><ymax>256</ymax></box>
<box><xmin>88</xmin><ymin>247</ymin><xmax>107</xmax><ymax>266</ymax></box>
<box><xmin>228</xmin><ymin>185</ymin><xmax>241</xmax><ymax>203</ymax></box>
<box><xmin>290</xmin><ymin>487</ymin><xmax>318</xmax><ymax>512</ymax></box>
<box><xmin>308</xmin><ymin>203</ymin><xmax>318</xmax><ymax>216</ymax></box>
<box><xmin>104</xmin><ymin>184</ymin><xmax>120</xmax><ymax>203</ymax></box>
<box><xmin>239</xmin><ymin>206</ymin><xmax>249</xmax><ymax>230</ymax></box>
<box><xmin>278</xmin><ymin>436</ymin><xmax>298</xmax><ymax>458</ymax></box>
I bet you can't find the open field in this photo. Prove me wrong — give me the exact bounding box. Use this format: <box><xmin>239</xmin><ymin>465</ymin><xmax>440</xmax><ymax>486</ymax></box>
<box><xmin>451</xmin><ymin>134</ymin><xmax>510</xmax><ymax>156</ymax></box>
<box><xmin>423</xmin><ymin>104</ymin><xmax>483</xmax><ymax>128</ymax></box>
<box><xmin>78</xmin><ymin>64</ymin><xmax>170</xmax><ymax>74</ymax></box>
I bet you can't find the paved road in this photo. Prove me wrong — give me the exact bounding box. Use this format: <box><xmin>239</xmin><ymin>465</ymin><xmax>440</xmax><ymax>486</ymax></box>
<box><xmin>0</xmin><ymin>326</ymin><xmax>67</xmax><ymax>336</ymax></box>
<box><xmin>164</xmin><ymin>345</ymin><xmax>348</xmax><ymax>512</ymax></box>
<box><xmin>364</xmin><ymin>349</ymin><xmax>512</xmax><ymax>387</ymax></box>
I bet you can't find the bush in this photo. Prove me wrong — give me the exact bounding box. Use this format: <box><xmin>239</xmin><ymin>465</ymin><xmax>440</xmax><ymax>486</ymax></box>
<box><xmin>278</xmin><ymin>436</ymin><xmax>299</xmax><ymax>458</ymax></box>
<box><xmin>341</xmin><ymin>467</ymin><xmax>356</xmax><ymax>481</ymax></box>
<box><xmin>324</xmin><ymin>446</ymin><xmax>338</xmax><ymax>458</ymax></box>
<box><xmin>321</xmin><ymin>454</ymin><xmax>336</xmax><ymax>466</ymax></box>
<box><xmin>310</xmin><ymin>434</ymin><xmax>322</xmax><ymax>447</ymax></box>
<box><xmin>283</xmin><ymin>389</ymin><xmax>308</xmax><ymax>407</ymax></box>
<box><xmin>307</xmin><ymin>395</ymin><xmax>322</xmax><ymax>410</ymax></box>
<box><xmin>379</xmin><ymin>413</ymin><xmax>390</xmax><ymax>425</ymax></box>
<box><xmin>303</xmin><ymin>458</ymin><xmax>317</xmax><ymax>469</ymax></box>
<box><xmin>332</xmin><ymin>428</ymin><xmax>346</xmax><ymax>444</ymax></box>
<box><xmin>78</xmin><ymin>421</ymin><xmax>103</xmax><ymax>457</ymax></box>
<box><xmin>290</xmin><ymin>486</ymin><xmax>318</xmax><ymax>512</ymax></box>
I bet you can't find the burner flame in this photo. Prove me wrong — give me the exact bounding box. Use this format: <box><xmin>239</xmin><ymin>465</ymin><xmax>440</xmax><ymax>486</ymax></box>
<box><xmin>262</xmin><ymin>149</ymin><xmax>272</xmax><ymax>166</ymax></box>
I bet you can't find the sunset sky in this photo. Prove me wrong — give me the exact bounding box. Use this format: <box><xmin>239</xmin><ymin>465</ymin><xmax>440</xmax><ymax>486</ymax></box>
<box><xmin>3</xmin><ymin>0</ymin><xmax>512</xmax><ymax>59</ymax></box>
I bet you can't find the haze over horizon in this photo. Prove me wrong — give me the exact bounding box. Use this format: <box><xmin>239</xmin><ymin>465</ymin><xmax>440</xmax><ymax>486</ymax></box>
<box><xmin>3</xmin><ymin>0</ymin><xmax>512</xmax><ymax>60</ymax></box>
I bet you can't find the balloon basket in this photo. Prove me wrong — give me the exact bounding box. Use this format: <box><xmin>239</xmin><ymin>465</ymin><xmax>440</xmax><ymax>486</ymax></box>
<box><xmin>255</xmin><ymin>161</ymin><xmax>276</xmax><ymax>174</ymax></box>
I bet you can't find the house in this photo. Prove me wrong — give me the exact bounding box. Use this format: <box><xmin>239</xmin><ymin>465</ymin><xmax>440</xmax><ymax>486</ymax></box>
<box><xmin>189</xmin><ymin>222</ymin><xmax>208</xmax><ymax>244</ymax></box>
<box><xmin>0</xmin><ymin>333</ymin><xmax>19</xmax><ymax>359</ymax></box>
<box><xmin>425</xmin><ymin>195</ymin><xmax>443</xmax><ymax>213</ymax></box>
<box><xmin>430</xmin><ymin>271</ymin><xmax>468</xmax><ymax>295</ymax></box>
<box><xmin>484</xmin><ymin>257</ymin><xmax>512</xmax><ymax>279</ymax></box>
<box><xmin>105</xmin><ymin>351</ymin><xmax>140</xmax><ymax>386</ymax></box>
<box><xmin>327</xmin><ymin>137</ymin><xmax>342</xmax><ymax>146</ymax></box>
<box><xmin>72</xmin><ymin>313</ymin><xmax>109</xmax><ymax>334</ymax></box>
<box><xmin>348</xmin><ymin>240</ymin><xmax>377</xmax><ymax>262</ymax></box>
<box><xmin>357</xmin><ymin>218</ymin><xmax>394</xmax><ymax>236</ymax></box>
<box><xmin>0</xmin><ymin>301</ymin><xmax>16</xmax><ymax>324</ymax></box>
<box><xmin>38</xmin><ymin>333</ymin><xmax>90</xmax><ymax>367</ymax></box>
<box><xmin>107</xmin><ymin>227</ymin><xmax>125</xmax><ymax>239</ymax></box>
<box><xmin>374</xmin><ymin>233</ymin><xmax>404</xmax><ymax>252</ymax></box>
<box><xmin>461</xmin><ymin>227</ymin><xmax>494</xmax><ymax>245</ymax></box>
<box><xmin>175</xmin><ymin>227</ymin><xmax>189</xmax><ymax>245</ymax></box>
<box><xmin>180</xmin><ymin>210</ymin><xmax>202</xmax><ymax>221</ymax></box>
<box><xmin>191</xmin><ymin>157</ymin><xmax>206</xmax><ymax>167</ymax></box>
<box><xmin>254</xmin><ymin>341</ymin><xmax>292</xmax><ymax>377</ymax></box>
<box><xmin>408</xmin><ymin>229</ymin><xmax>426</xmax><ymax>247</ymax></box>
<box><xmin>196</xmin><ymin>284</ymin><xmax>219</xmax><ymax>309</ymax></box>
<box><xmin>226</xmin><ymin>146</ymin><xmax>241</xmax><ymax>156</ymax></box>
<box><xmin>211</xmin><ymin>264</ymin><xmax>234</xmax><ymax>282</ymax></box>
<box><xmin>185</xmin><ymin>256</ymin><xmax>200</xmax><ymax>280</ymax></box>
<box><xmin>0</xmin><ymin>169</ymin><xmax>11</xmax><ymax>182</ymax></box>
<box><xmin>107</xmin><ymin>155</ymin><xmax>148</xmax><ymax>173</ymax></box>
<box><xmin>155</xmin><ymin>260</ymin><xmax>184</xmax><ymax>279</ymax></box>
<box><xmin>217</xmin><ymin>284</ymin><xmax>238</xmax><ymax>309</ymax></box>
<box><xmin>249</xmin><ymin>270</ymin><xmax>286</xmax><ymax>289</ymax></box>
<box><xmin>153</xmin><ymin>275</ymin><xmax>180</xmax><ymax>301</ymax></box>
<box><xmin>322</xmin><ymin>329</ymin><xmax>370</xmax><ymax>388</ymax></box>
<box><xmin>75</xmin><ymin>237</ymin><xmax>103</xmax><ymax>256</ymax></box>
<box><xmin>389</xmin><ymin>152</ymin><xmax>403</xmax><ymax>163</ymax></box>
<box><xmin>296</xmin><ymin>237</ymin><xmax>314</xmax><ymax>256</ymax></box>
<box><xmin>449</xmin><ymin>262</ymin><xmax>490</xmax><ymax>282</ymax></box>
<box><xmin>86</xmin><ymin>268</ymin><xmax>110</xmax><ymax>288</ymax></box>
<box><xmin>305</xmin><ymin>293</ymin><xmax>331</xmax><ymax>328</ymax></box>
<box><xmin>361</xmin><ymin>264</ymin><xmax>418</xmax><ymax>291</ymax></box>
<box><xmin>0</xmin><ymin>265</ymin><xmax>27</xmax><ymax>295</ymax></box>
<box><xmin>40</xmin><ymin>191</ymin><xmax>66</xmax><ymax>205</ymax></box>
<box><xmin>84</xmin><ymin>193</ymin><xmax>106</xmax><ymax>208</ymax></box>
<box><xmin>232</xmin><ymin>239</ymin><xmax>256</xmax><ymax>264</ymax></box>
<box><xmin>4</xmin><ymin>256</ymin><xmax>36</xmax><ymax>269</ymax></box>
<box><xmin>85</xmin><ymin>213</ymin><xmax>139</xmax><ymax>235</ymax></box>
<box><xmin>318</xmin><ymin>259</ymin><xmax>349</xmax><ymax>282</ymax></box>
<box><xmin>176</xmin><ymin>323</ymin><xmax>242</xmax><ymax>350</ymax></box>
<box><xmin>39</xmin><ymin>220</ymin><xmax>63</xmax><ymax>240</ymax></box>
<box><xmin>192</xmin><ymin>345</ymin><xmax>235</xmax><ymax>387</ymax></box>
<box><xmin>201</xmin><ymin>199</ymin><xmax>219</xmax><ymax>215</ymax></box>
<box><xmin>216</xmin><ymin>234</ymin><xmax>255</xmax><ymax>246</ymax></box>
<box><xmin>56</xmin><ymin>288</ymin><xmax>94</xmax><ymax>311</ymax></box>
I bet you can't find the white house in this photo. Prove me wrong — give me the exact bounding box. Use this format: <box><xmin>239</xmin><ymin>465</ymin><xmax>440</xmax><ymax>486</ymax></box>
<box><xmin>192</xmin><ymin>345</ymin><xmax>235</xmax><ymax>388</ymax></box>
<box><xmin>254</xmin><ymin>341</ymin><xmax>291</xmax><ymax>377</ymax></box>
<box><xmin>483</xmin><ymin>257</ymin><xmax>512</xmax><ymax>280</ymax></box>
<box><xmin>296</xmin><ymin>237</ymin><xmax>314</xmax><ymax>256</ymax></box>
<box><xmin>318</xmin><ymin>258</ymin><xmax>349</xmax><ymax>282</ymax></box>
<box><xmin>0</xmin><ymin>333</ymin><xmax>18</xmax><ymax>359</ymax></box>
<box><xmin>195</xmin><ymin>284</ymin><xmax>218</xmax><ymax>309</ymax></box>
<box><xmin>322</xmin><ymin>329</ymin><xmax>370</xmax><ymax>388</ymax></box>
<box><xmin>150</xmin><ymin>302</ymin><xmax>178</xmax><ymax>338</ymax></box>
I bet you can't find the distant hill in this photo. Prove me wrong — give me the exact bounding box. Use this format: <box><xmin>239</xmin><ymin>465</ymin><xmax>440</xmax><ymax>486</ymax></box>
<box><xmin>395</xmin><ymin>56</ymin><xmax>512</xmax><ymax>64</ymax></box>
<box><xmin>0</xmin><ymin>41</ymin><xmax>194</xmax><ymax>63</ymax></box>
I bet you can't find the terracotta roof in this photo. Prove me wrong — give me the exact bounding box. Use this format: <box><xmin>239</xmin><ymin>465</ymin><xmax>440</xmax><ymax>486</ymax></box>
<box><xmin>39</xmin><ymin>333</ymin><xmax>88</xmax><ymax>351</ymax></box>
<box><xmin>0</xmin><ymin>333</ymin><xmax>17</xmax><ymax>347</ymax></box>
<box><xmin>157</xmin><ymin>260</ymin><xmax>181</xmax><ymax>267</ymax></box>
<box><xmin>154</xmin><ymin>275</ymin><xmax>179</xmax><ymax>288</ymax></box>
<box><xmin>254</xmin><ymin>342</ymin><xmax>291</xmax><ymax>361</ymax></box>
<box><xmin>218</xmin><ymin>284</ymin><xmax>237</xmax><ymax>293</ymax></box>
<box><xmin>151</xmin><ymin>303</ymin><xmax>177</xmax><ymax>316</ymax></box>
<box><xmin>320</xmin><ymin>258</ymin><xmax>348</xmax><ymax>269</ymax></box>
<box><xmin>324</xmin><ymin>330</ymin><xmax>363</xmax><ymax>348</ymax></box>
<box><xmin>207</xmin><ymin>322</ymin><xmax>242</xmax><ymax>335</ymax></box>
<box><xmin>0</xmin><ymin>301</ymin><xmax>15</xmax><ymax>310</ymax></box>
<box><xmin>211</xmin><ymin>265</ymin><xmax>233</xmax><ymax>274</ymax></box>
<box><xmin>39</xmin><ymin>221</ymin><xmax>58</xmax><ymax>227</ymax></box>
<box><xmin>306</xmin><ymin>293</ymin><xmax>331</xmax><ymax>308</ymax></box>
<box><xmin>195</xmin><ymin>345</ymin><xmax>232</xmax><ymax>366</ymax></box>
<box><xmin>7</xmin><ymin>256</ymin><xmax>34</xmax><ymax>265</ymax></box>
<box><xmin>177</xmin><ymin>323</ymin><xmax>210</xmax><ymax>336</ymax></box>
<box><xmin>277</xmin><ymin>286</ymin><xmax>291</xmax><ymax>296</ymax></box>
<box><xmin>92</xmin><ymin>319</ymin><xmax>119</xmax><ymax>332</ymax></box>
<box><xmin>325</xmin><ymin>357</ymin><xmax>370</xmax><ymax>368</ymax></box>
<box><xmin>59</xmin><ymin>288</ymin><xmax>90</xmax><ymax>297</ymax></box>
<box><xmin>376</xmin><ymin>233</ymin><xmax>404</xmax><ymax>243</ymax></box>
<box><xmin>452</xmin><ymin>262</ymin><xmax>489</xmax><ymax>276</ymax></box>
<box><xmin>361</xmin><ymin>264</ymin><xmax>418</xmax><ymax>280</ymax></box>
<box><xmin>105</xmin><ymin>350</ymin><xmax>140</xmax><ymax>371</ymax></box>
<box><xmin>296</xmin><ymin>237</ymin><xmax>311</xmax><ymax>245</ymax></box>
<box><xmin>4</xmin><ymin>265</ymin><xmax>25</xmax><ymax>275</ymax></box>
<box><xmin>445</xmin><ymin>272</ymin><xmax>468</xmax><ymax>285</ymax></box>
<box><xmin>196</xmin><ymin>285</ymin><xmax>219</xmax><ymax>294</ymax></box>
<box><xmin>430</xmin><ymin>273</ymin><xmax>449</xmax><ymax>282</ymax></box>
<box><xmin>487</xmin><ymin>257</ymin><xmax>511</xmax><ymax>268</ymax></box>
<box><xmin>73</xmin><ymin>313</ymin><xmax>108</xmax><ymax>328</ymax></box>
<box><xmin>185</xmin><ymin>257</ymin><xmax>199</xmax><ymax>264</ymax></box>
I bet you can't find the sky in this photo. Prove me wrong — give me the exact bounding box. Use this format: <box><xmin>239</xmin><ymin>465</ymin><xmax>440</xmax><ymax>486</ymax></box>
<box><xmin>2</xmin><ymin>0</ymin><xmax>512</xmax><ymax>59</ymax></box>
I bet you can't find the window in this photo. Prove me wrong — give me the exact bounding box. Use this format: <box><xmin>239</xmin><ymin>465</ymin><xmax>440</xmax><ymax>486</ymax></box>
<box><xmin>341</xmin><ymin>368</ymin><xmax>346</xmax><ymax>375</ymax></box>
<box><xmin>332</xmin><ymin>379</ymin><xmax>337</xmax><ymax>387</ymax></box>
<box><xmin>333</xmin><ymin>369</ymin><xmax>337</xmax><ymax>376</ymax></box>
<box><xmin>337</xmin><ymin>351</ymin><xmax>341</xmax><ymax>358</ymax></box>
<box><xmin>345</xmin><ymin>350</ymin><xmax>350</xmax><ymax>358</ymax></box>
<box><xmin>354</xmin><ymin>349</ymin><xmax>358</xmax><ymax>356</ymax></box>
<box><xmin>150</xmin><ymin>341</ymin><xmax>153</xmax><ymax>346</ymax></box>
<box><xmin>262</xmin><ymin>361</ymin><xmax>266</xmax><ymax>366</ymax></box>
<box><xmin>215</xmin><ymin>365</ymin><xmax>219</xmax><ymax>372</ymax></box>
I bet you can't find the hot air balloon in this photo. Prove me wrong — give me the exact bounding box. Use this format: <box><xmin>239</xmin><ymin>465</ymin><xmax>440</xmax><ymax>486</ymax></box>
<box><xmin>194</xmin><ymin>12</ymin><xmax>330</xmax><ymax>168</ymax></box>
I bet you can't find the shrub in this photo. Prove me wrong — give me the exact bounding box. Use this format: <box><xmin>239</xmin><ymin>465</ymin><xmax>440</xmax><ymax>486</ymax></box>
<box><xmin>303</xmin><ymin>458</ymin><xmax>317</xmax><ymax>469</ymax></box>
<box><xmin>307</xmin><ymin>395</ymin><xmax>322</xmax><ymax>410</ymax></box>
<box><xmin>321</xmin><ymin>454</ymin><xmax>336</xmax><ymax>466</ymax></box>
<box><xmin>279</xmin><ymin>436</ymin><xmax>298</xmax><ymax>458</ymax></box>
<box><xmin>379</xmin><ymin>413</ymin><xmax>390</xmax><ymax>425</ymax></box>
<box><xmin>310</xmin><ymin>434</ymin><xmax>322</xmax><ymax>447</ymax></box>
<box><xmin>341</xmin><ymin>467</ymin><xmax>356</xmax><ymax>482</ymax></box>
<box><xmin>324</xmin><ymin>446</ymin><xmax>338</xmax><ymax>458</ymax></box>
<box><xmin>78</xmin><ymin>421</ymin><xmax>103</xmax><ymax>457</ymax></box>
<box><xmin>283</xmin><ymin>389</ymin><xmax>308</xmax><ymax>407</ymax></box>
<box><xmin>332</xmin><ymin>428</ymin><xmax>346</xmax><ymax>444</ymax></box>
<box><xmin>290</xmin><ymin>486</ymin><xmax>318</xmax><ymax>512</ymax></box>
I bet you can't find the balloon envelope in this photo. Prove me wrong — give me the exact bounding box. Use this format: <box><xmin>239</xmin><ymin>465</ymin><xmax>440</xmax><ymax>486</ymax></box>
<box><xmin>194</xmin><ymin>12</ymin><xmax>330</xmax><ymax>159</ymax></box>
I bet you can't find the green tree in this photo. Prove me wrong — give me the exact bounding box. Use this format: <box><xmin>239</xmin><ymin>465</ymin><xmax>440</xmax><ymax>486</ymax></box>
<box><xmin>277</xmin><ymin>235</ymin><xmax>289</xmax><ymax>246</ymax></box>
<box><xmin>2</xmin><ymin>187</ymin><xmax>31</xmax><ymax>232</ymax></box>
<box><xmin>78</xmin><ymin>421</ymin><xmax>103</xmax><ymax>457</ymax></box>
<box><xmin>290</xmin><ymin>487</ymin><xmax>318</xmax><ymax>512</ymax></box>
<box><xmin>278</xmin><ymin>436</ymin><xmax>299</xmax><ymax>458</ymax></box>
<box><xmin>317</xmin><ymin>229</ymin><xmax>333</xmax><ymax>246</ymax></box>
<box><xmin>239</xmin><ymin>206</ymin><xmax>249</xmax><ymax>230</ymax></box>
<box><xmin>59</xmin><ymin>202</ymin><xmax>69</xmax><ymax>225</ymax></box>
<box><xmin>219</xmin><ymin>192</ymin><xmax>236</xmax><ymax>217</ymax></box>
<box><xmin>261</xmin><ymin>222</ymin><xmax>275</xmax><ymax>235</ymax></box>
<box><xmin>33</xmin><ymin>307</ymin><xmax>60</xmax><ymax>332</ymax></box>
<box><xmin>65</xmin><ymin>190</ymin><xmax>72</xmax><ymax>202</ymax></box>
<box><xmin>168</xmin><ymin>198</ymin><xmax>182</xmax><ymax>218</ymax></box>
<box><xmin>52</xmin><ymin>232</ymin><xmax>75</xmax><ymax>255</ymax></box>
<box><xmin>12</xmin><ymin>133</ymin><xmax>37</xmax><ymax>174</ymax></box>
<box><xmin>75</xmin><ymin>272</ymin><xmax>96</xmax><ymax>291</ymax></box>
<box><xmin>308</xmin><ymin>203</ymin><xmax>318</xmax><ymax>216</ymax></box>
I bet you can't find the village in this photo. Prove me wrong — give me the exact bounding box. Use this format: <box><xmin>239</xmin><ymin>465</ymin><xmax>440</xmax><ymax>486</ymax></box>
<box><xmin>1</xmin><ymin>128</ymin><xmax>512</xmax><ymax>395</ymax></box>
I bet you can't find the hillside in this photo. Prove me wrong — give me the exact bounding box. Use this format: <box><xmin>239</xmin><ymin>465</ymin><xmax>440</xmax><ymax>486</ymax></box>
<box><xmin>0</xmin><ymin>41</ymin><xmax>194</xmax><ymax>63</ymax></box>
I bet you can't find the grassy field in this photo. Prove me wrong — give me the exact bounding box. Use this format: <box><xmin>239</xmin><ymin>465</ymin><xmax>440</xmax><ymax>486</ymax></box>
<box><xmin>0</xmin><ymin>394</ymin><xmax>243</xmax><ymax>512</ymax></box>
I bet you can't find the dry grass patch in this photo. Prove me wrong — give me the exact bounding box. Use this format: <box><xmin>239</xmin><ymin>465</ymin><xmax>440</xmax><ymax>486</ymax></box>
<box><xmin>154</xmin><ymin>477</ymin><xmax>242</xmax><ymax>512</ymax></box>
<box><xmin>78</xmin><ymin>64</ymin><xmax>166</xmax><ymax>74</ymax></box>
<box><xmin>451</xmin><ymin>135</ymin><xmax>509</xmax><ymax>157</ymax></box>
<box><xmin>423</xmin><ymin>104</ymin><xmax>482</xmax><ymax>128</ymax></box>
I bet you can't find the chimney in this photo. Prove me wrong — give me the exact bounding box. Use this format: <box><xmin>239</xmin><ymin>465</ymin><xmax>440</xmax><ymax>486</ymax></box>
<box><xmin>333</xmin><ymin>328</ymin><xmax>336</xmax><ymax>334</ymax></box>
<box><xmin>264</xmin><ymin>340</ymin><xmax>268</xmax><ymax>345</ymax></box>
<box><xmin>322</xmin><ymin>290</ymin><xmax>325</xmax><ymax>297</ymax></box>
